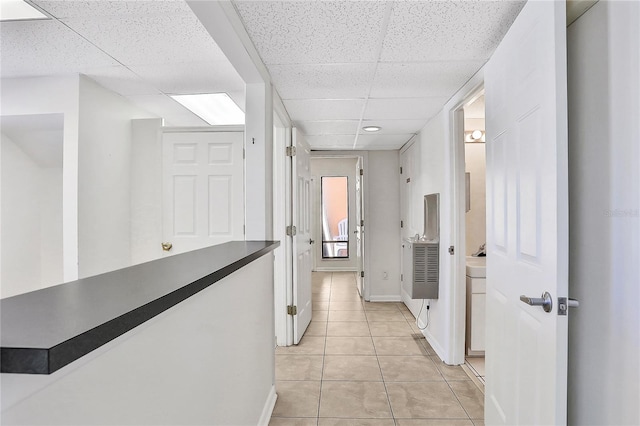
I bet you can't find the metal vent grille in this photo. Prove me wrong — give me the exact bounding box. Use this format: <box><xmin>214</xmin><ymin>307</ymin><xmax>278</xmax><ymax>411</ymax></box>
<box><xmin>411</xmin><ymin>242</ymin><xmax>439</xmax><ymax>299</ymax></box>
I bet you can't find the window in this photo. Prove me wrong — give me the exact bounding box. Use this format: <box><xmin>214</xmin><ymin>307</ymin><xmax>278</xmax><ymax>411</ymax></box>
<box><xmin>321</xmin><ymin>176</ymin><xmax>349</xmax><ymax>258</ymax></box>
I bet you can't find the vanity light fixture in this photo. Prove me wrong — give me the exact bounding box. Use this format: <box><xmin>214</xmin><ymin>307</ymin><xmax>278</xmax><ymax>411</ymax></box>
<box><xmin>362</xmin><ymin>126</ymin><xmax>381</xmax><ymax>132</ymax></box>
<box><xmin>171</xmin><ymin>93</ymin><xmax>245</xmax><ymax>125</ymax></box>
<box><xmin>0</xmin><ymin>0</ymin><xmax>48</xmax><ymax>21</ymax></box>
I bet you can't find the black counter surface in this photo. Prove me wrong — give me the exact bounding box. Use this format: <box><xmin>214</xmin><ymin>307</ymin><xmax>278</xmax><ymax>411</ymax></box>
<box><xmin>1</xmin><ymin>240</ymin><xmax>279</xmax><ymax>374</ymax></box>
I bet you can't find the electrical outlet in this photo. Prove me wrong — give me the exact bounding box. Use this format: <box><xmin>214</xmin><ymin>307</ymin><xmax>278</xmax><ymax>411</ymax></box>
<box><xmin>382</xmin><ymin>271</ymin><xmax>388</xmax><ymax>280</ymax></box>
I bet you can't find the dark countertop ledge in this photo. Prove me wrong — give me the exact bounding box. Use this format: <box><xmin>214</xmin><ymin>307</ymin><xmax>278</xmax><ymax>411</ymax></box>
<box><xmin>1</xmin><ymin>240</ymin><xmax>279</xmax><ymax>375</ymax></box>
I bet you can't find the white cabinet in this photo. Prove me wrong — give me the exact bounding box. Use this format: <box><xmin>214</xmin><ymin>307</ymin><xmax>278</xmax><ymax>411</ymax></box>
<box><xmin>466</xmin><ymin>276</ymin><xmax>486</xmax><ymax>355</ymax></box>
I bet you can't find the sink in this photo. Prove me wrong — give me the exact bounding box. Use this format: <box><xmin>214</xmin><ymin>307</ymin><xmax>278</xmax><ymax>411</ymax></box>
<box><xmin>466</xmin><ymin>256</ymin><xmax>486</xmax><ymax>278</ymax></box>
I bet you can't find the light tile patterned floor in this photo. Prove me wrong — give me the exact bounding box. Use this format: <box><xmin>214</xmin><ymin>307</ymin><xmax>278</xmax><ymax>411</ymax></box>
<box><xmin>271</xmin><ymin>272</ymin><xmax>484</xmax><ymax>426</ymax></box>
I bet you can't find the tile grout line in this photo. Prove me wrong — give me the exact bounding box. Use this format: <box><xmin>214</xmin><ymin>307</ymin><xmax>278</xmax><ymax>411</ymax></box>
<box><xmin>366</xmin><ymin>300</ymin><xmax>398</xmax><ymax>422</ymax></box>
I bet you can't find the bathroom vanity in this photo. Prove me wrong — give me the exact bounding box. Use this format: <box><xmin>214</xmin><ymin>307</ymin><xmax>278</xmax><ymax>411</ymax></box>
<box><xmin>466</xmin><ymin>256</ymin><xmax>486</xmax><ymax>355</ymax></box>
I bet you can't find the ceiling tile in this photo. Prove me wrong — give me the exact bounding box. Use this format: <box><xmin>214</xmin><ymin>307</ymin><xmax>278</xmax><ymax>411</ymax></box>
<box><xmin>234</xmin><ymin>1</ymin><xmax>389</xmax><ymax>64</ymax></box>
<box><xmin>364</xmin><ymin>98</ymin><xmax>447</xmax><ymax>121</ymax></box>
<box><xmin>298</xmin><ymin>121</ymin><xmax>360</xmax><ymax>136</ymax></box>
<box><xmin>306</xmin><ymin>134</ymin><xmax>357</xmax><ymax>150</ymax></box>
<box><xmin>129</xmin><ymin>61</ymin><xmax>244</xmax><ymax>96</ymax></box>
<box><xmin>270</xmin><ymin>63</ymin><xmax>376</xmax><ymax>100</ymax></box>
<box><xmin>370</xmin><ymin>61</ymin><xmax>484</xmax><ymax>98</ymax></box>
<box><xmin>83</xmin><ymin>66</ymin><xmax>161</xmax><ymax>96</ymax></box>
<box><xmin>354</xmin><ymin>133</ymin><xmax>414</xmax><ymax>150</ymax></box>
<box><xmin>381</xmin><ymin>1</ymin><xmax>526</xmax><ymax>62</ymax></box>
<box><xmin>33</xmin><ymin>0</ymin><xmax>193</xmax><ymax>19</ymax></box>
<box><xmin>0</xmin><ymin>20</ymin><xmax>118</xmax><ymax>78</ymax></box>
<box><xmin>125</xmin><ymin>94</ymin><xmax>209</xmax><ymax>127</ymax></box>
<box><xmin>361</xmin><ymin>119</ymin><xmax>427</xmax><ymax>135</ymax></box>
<box><xmin>61</xmin><ymin>13</ymin><xmax>228</xmax><ymax>66</ymax></box>
<box><xmin>284</xmin><ymin>99</ymin><xmax>365</xmax><ymax>122</ymax></box>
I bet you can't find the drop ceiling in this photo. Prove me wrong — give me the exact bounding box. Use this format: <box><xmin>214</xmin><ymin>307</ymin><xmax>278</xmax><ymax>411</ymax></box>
<box><xmin>234</xmin><ymin>0</ymin><xmax>525</xmax><ymax>150</ymax></box>
<box><xmin>0</xmin><ymin>0</ymin><xmax>245</xmax><ymax>127</ymax></box>
<box><xmin>1</xmin><ymin>0</ymin><xmax>526</xmax><ymax>151</ymax></box>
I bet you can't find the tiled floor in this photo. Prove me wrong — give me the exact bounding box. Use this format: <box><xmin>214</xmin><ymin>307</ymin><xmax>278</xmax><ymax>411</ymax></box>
<box><xmin>271</xmin><ymin>272</ymin><xmax>485</xmax><ymax>426</ymax></box>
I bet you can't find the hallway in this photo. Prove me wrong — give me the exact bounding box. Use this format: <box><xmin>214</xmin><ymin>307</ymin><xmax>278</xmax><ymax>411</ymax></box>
<box><xmin>271</xmin><ymin>272</ymin><xmax>484</xmax><ymax>425</ymax></box>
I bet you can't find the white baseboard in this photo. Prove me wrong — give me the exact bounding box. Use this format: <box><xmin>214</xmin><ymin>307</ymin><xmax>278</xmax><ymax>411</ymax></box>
<box><xmin>368</xmin><ymin>295</ymin><xmax>402</xmax><ymax>302</ymax></box>
<box><xmin>258</xmin><ymin>385</ymin><xmax>277</xmax><ymax>426</ymax></box>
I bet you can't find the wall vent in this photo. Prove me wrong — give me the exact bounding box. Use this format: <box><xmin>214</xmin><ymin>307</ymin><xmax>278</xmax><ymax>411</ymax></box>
<box><xmin>403</xmin><ymin>241</ymin><xmax>439</xmax><ymax>299</ymax></box>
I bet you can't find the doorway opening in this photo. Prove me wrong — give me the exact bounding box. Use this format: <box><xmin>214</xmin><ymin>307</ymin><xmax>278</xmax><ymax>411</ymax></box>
<box><xmin>461</xmin><ymin>92</ymin><xmax>487</xmax><ymax>387</ymax></box>
<box><xmin>310</xmin><ymin>153</ymin><xmax>367</xmax><ymax>298</ymax></box>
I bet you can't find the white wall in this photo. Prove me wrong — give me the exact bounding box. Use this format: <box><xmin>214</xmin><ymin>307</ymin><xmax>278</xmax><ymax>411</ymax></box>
<box><xmin>367</xmin><ymin>151</ymin><xmax>401</xmax><ymax>301</ymax></box>
<box><xmin>77</xmin><ymin>75</ymin><xmax>154</xmax><ymax>278</ymax></box>
<box><xmin>567</xmin><ymin>2</ymin><xmax>640</xmax><ymax>424</ymax></box>
<box><xmin>0</xmin><ymin>76</ymin><xmax>80</xmax><ymax>283</ymax></box>
<box><xmin>130</xmin><ymin>118</ymin><xmax>164</xmax><ymax>265</ymax></box>
<box><xmin>1</xmin><ymin>254</ymin><xmax>277</xmax><ymax>425</ymax></box>
<box><xmin>1</xmin><ymin>134</ymin><xmax>44</xmax><ymax>295</ymax></box>
<box><xmin>400</xmin><ymin>112</ymin><xmax>454</xmax><ymax>360</ymax></box>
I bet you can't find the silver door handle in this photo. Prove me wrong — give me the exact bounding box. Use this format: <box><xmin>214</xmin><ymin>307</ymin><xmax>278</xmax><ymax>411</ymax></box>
<box><xmin>520</xmin><ymin>291</ymin><xmax>553</xmax><ymax>313</ymax></box>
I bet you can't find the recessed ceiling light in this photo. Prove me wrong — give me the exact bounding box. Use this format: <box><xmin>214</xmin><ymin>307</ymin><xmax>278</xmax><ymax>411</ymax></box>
<box><xmin>171</xmin><ymin>93</ymin><xmax>245</xmax><ymax>126</ymax></box>
<box><xmin>362</xmin><ymin>126</ymin><xmax>381</xmax><ymax>132</ymax></box>
<box><xmin>0</xmin><ymin>0</ymin><xmax>48</xmax><ymax>21</ymax></box>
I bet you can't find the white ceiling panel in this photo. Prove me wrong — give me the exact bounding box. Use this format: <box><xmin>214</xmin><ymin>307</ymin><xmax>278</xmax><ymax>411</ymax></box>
<box><xmin>0</xmin><ymin>19</ymin><xmax>118</xmax><ymax>77</ymax></box>
<box><xmin>298</xmin><ymin>121</ymin><xmax>360</xmax><ymax>136</ymax></box>
<box><xmin>361</xmin><ymin>119</ymin><xmax>427</xmax><ymax>135</ymax></box>
<box><xmin>284</xmin><ymin>99</ymin><xmax>365</xmax><ymax>122</ymax></box>
<box><xmin>234</xmin><ymin>1</ymin><xmax>389</xmax><ymax>65</ymax></box>
<box><xmin>32</xmin><ymin>0</ymin><xmax>193</xmax><ymax>19</ymax></box>
<box><xmin>364</xmin><ymin>98</ymin><xmax>447</xmax><ymax>121</ymax></box>
<box><xmin>355</xmin><ymin>133</ymin><xmax>414</xmax><ymax>150</ymax></box>
<box><xmin>370</xmin><ymin>61</ymin><xmax>485</xmax><ymax>98</ymax></box>
<box><xmin>129</xmin><ymin>60</ymin><xmax>244</xmax><ymax>96</ymax></box>
<box><xmin>61</xmin><ymin>13</ymin><xmax>228</xmax><ymax>66</ymax></box>
<box><xmin>126</xmin><ymin>94</ymin><xmax>209</xmax><ymax>127</ymax></box>
<box><xmin>381</xmin><ymin>1</ymin><xmax>525</xmax><ymax>62</ymax></box>
<box><xmin>82</xmin><ymin>66</ymin><xmax>160</xmax><ymax>96</ymax></box>
<box><xmin>305</xmin><ymin>135</ymin><xmax>359</xmax><ymax>151</ymax></box>
<box><xmin>270</xmin><ymin>63</ymin><xmax>376</xmax><ymax>100</ymax></box>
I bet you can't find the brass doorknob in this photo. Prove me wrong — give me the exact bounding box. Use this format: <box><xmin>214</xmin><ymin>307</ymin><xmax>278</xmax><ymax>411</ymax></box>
<box><xmin>161</xmin><ymin>242</ymin><xmax>173</xmax><ymax>251</ymax></box>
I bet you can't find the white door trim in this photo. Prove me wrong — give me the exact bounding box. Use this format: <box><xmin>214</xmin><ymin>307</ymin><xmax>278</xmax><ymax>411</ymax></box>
<box><xmin>448</xmin><ymin>81</ymin><xmax>486</xmax><ymax>366</ymax></box>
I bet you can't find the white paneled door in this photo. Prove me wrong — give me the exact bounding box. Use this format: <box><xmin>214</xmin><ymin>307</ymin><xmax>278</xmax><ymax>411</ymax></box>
<box><xmin>292</xmin><ymin>128</ymin><xmax>312</xmax><ymax>344</ymax></box>
<box><xmin>484</xmin><ymin>1</ymin><xmax>569</xmax><ymax>425</ymax></box>
<box><xmin>162</xmin><ymin>131</ymin><xmax>244</xmax><ymax>255</ymax></box>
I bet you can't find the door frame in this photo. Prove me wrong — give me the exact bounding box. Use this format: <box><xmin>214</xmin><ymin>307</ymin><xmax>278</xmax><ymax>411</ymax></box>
<box><xmin>310</xmin><ymin>151</ymin><xmax>370</xmax><ymax>301</ymax></box>
<box><xmin>442</xmin><ymin>69</ymin><xmax>487</xmax><ymax>365</ymax></box>
<box><xmin>311</xmin><ymin>156</ymin><xmax>359</xmax><ymax>272</ymax></box>
<box><xmin>272</xmin><ymin>96</ymin><xmax>292</xmax><ymax>347</ymax></box>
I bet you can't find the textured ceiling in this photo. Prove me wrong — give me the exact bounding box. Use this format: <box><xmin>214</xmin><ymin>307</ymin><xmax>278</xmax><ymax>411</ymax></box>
<box><xmin>235</xmin><ymin>0</ymin><xmax>526</xmax><ymax>150</ymax></box>
<box><xmin>1</xmin><ymin>0</ymin><xmax>525</xmax><ymax>151</ymax></box>
<box><xmin>0</xmin><ymin>0</ymin><xmax>244</xmax><ymax>127</ymax></box>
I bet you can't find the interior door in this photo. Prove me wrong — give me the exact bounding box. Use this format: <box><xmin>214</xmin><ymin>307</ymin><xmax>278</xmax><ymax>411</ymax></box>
<box><xmin>355</xmin><ymin>157</ymin><xmax>364</xmax><ymax>296</ymax></box>
<box><xmin>162</xmin><ymin>130</ymin><xmax>244</xmax><ymax>255</ymax></box>
<box><xmin>292</xmin><ymin>128</ymin><xmax>312</xmax><ymax>344</ymax></box>
<box><xmin>484</xmin><ymin>1</ymin><xmax>569</xmax><ymax>425</ymax></box>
